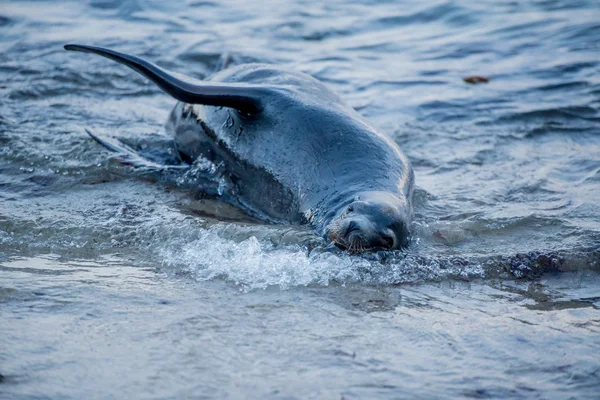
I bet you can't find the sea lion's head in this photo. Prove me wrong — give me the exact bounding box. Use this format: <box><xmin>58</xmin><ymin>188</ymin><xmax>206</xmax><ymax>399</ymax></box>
<box><xmin>327</xmin><ymin>191</ymin><xmax>410</xmax><ymax>252</ymax></box>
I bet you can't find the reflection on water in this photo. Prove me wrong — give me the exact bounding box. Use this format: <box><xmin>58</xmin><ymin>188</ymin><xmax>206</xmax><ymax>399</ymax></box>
<box><xmin>1</xmin><ymin>0</ymin><xmax>600</xmax><ymax>398</ymax></box>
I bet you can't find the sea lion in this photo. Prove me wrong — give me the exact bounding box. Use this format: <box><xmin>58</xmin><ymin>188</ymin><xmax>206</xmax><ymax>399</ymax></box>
<box><xmin>64</xmin><ymin>44</ymin><xmax>414</xmax><ymax>252</ymax></box>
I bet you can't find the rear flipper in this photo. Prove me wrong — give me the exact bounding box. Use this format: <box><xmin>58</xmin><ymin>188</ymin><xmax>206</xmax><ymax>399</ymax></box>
<box><xmin>214</xmin><ymin>52</ymin><xmax>233</xmax><ymax>73</ymax></box>
<box><xmin>85</xmin><ymin>128</ymin><xmax>182</xmax><ymax>171</ymax></box>
<box><xmin>85</xmin><ymin>128</ymin><xmax>223</xmax><ymax>197</ymax></box>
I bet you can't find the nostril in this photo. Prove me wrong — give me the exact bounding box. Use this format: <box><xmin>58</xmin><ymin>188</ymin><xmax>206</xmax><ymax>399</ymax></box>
<box><xmin>345</xmin><ymin>220</ymin><xmax>360</xmax><ymax>237</ymax></box>
<box><xmin>381</xmin><ymin>232</ymin><xmax>395</xmax><ymax>249</ymax></box>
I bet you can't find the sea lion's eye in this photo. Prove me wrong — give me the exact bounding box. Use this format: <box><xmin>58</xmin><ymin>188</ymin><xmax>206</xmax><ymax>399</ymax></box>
<box><xmin>236</xmin><ymin>108</ymin><xmax>259</xmax><ymax>120</ymax></box>
<box><xmin>347</xmin><ymin>205</ymin><xmax>354</xmax><ymax>212</ymax></box>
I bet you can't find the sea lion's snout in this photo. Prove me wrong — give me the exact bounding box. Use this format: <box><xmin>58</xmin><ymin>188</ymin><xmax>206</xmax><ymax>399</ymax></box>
<box><xmin>328</xmin><ymin>193</ymin><xmax>410</xmax><ymax>253</ymax></box>
<box><xmin>332</xmin><ymin>215</ymin><xmax>398</xmax><ymax>252</ymax></box>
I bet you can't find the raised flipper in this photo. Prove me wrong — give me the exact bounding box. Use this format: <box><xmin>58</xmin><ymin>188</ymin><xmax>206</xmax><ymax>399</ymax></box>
<box><xmin>65</xmin><ymin>44</ymin><xmax>266</xmax><ymax>115</ymax></box>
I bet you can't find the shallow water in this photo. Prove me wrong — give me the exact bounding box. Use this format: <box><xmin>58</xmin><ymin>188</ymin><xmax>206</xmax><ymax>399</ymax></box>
<box><xmin>1</xmin><ymin>0</ymin><xmax>599</xmax><ymax>398</ymax></box>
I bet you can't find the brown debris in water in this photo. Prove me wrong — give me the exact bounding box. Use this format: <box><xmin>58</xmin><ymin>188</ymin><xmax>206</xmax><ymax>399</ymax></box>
<box><xmin>463</xmin><ymin>75</ymin><xmax>490</xmax><ymax>84</ymax></box>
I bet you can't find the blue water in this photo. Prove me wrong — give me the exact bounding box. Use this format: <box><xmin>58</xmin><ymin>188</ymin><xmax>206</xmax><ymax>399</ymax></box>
<box><xmin>1</xmin><ymin>1</ymin><xmax>599</xmax><ymax>398</ymax></box>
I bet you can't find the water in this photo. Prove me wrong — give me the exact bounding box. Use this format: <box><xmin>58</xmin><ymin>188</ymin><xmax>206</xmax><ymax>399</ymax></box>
<box><xmin>1</xmin><ymin>0</ymin><xmax>599</xmax><ymax>398</ymax></box>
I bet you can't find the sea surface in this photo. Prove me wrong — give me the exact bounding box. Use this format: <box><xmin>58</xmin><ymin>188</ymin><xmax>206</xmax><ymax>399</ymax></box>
<box><xmin>1</xmin><ymin>0</ymin><xmax>599</xmax><ymax>398</ymax></box>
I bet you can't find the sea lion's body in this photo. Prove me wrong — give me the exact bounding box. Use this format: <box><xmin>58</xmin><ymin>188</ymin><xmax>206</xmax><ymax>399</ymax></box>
<box><xmin>167</xmin><ymin>64</ymin><xmax>414</xmax><ymax>232</ymax></box>
<box><xmin>65</xmin><ymin>44</ymin><xmax>414</xmax><ymax>252</ymax></box>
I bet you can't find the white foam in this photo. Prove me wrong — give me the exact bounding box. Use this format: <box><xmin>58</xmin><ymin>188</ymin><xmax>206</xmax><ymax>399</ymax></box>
<box><xmin>156</xmin><ymin>224</ymin><xmax>486</xmax><ymax>291</ymax></box>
